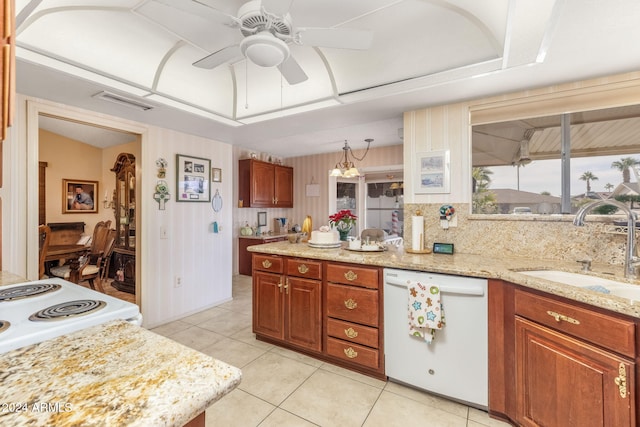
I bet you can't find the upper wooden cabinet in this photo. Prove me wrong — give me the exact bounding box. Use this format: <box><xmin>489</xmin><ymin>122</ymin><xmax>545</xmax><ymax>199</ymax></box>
<box><xmin>1</xmin><ymin>0</ymin><xmax>15</xmax><ymax>142</ymax></box>
<box><xmin>238</xmin><ymin>159</ymin><xmax>293</xmax><ymax>208</ymax></box>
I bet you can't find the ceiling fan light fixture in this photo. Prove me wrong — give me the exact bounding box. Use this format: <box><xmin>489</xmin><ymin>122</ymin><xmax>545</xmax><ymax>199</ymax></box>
<box><xmin>240</xmin><ymin>32</ymin><xmax>290</xmax><ymax>67</ymax></box>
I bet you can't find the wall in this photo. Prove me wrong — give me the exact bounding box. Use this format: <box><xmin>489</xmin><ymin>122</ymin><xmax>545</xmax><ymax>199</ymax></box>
<box><xmin>39</xmin><ymin>130</ymin><xmax>140</xmax><ymax>235</ymax></box>
<box><xmin>230</xmin><ymin>143</ymin><xmax>403</xmax><ymax>274</ymax></box>
<box><xmin>4</xmin><ymin>95</ymin><xmax>234</xmax><ymax>329</ymax></box>
<box><xmin>402</xmin><ymin>71</ymin><xmax>640</xmax><ymax>267</ymax></box>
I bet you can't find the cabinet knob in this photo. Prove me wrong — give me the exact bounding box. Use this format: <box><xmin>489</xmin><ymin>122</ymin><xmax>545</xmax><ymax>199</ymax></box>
<box><xmin>546</xmin><ymin>310</ymin><xmax>580</xmax><ymax>325</ymax></box>
<box><xmin>615</xmin><ymin>362</ymin><xmax>628</xmax><ymax>398</ymax></box>
<box><xmin>298</xmin><ymin>264</ymin><xmax>309</xmax><ymax>274</ymax></box>
<box><xmin>344</xmin><ymin>327</ymin><xmax>358</xmax><ymax>338</ymax></box>
<box><xmin>343</xmin><ymin>347</ymin><xmax>358</xmax><ymax>359</ymax></box>
<box><xmin>262</xmin><ymin>259</ymin><xmax>272</xmax><ymax>269</ymax></box>
<box><xmin>344</xmin><ymin>298</ymin><xmax>358</xmax><ymax>310</ymax></box>
<box><xmin>344</xmin><ymin>270</ymin><xmax>358</xmax><ymax>281</ymax></box>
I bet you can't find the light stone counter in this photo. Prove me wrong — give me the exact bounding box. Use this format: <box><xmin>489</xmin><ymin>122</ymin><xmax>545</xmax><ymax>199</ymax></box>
<box><xmin>0</xmin><ymin>320</ymin><xmax>242</xmax><ymax>427</ymax></box>
<box><xmin>249</xmin><ymin>241</ymin><xmax>640</xmax><ymax>319</ymax></box>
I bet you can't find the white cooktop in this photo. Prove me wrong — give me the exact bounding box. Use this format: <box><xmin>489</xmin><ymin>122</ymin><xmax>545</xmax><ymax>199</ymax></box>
<box><xmin>0</xmin><ymin>278</ymin><xmax>141</xmax><ymax>354</ymax></box>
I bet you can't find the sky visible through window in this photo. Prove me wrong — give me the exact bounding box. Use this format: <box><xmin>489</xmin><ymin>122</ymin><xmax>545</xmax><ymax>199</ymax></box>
<box><xmin>487</xmin><ymin>154</ymin><xmax>639</xmax><ymax>196</ymax></box>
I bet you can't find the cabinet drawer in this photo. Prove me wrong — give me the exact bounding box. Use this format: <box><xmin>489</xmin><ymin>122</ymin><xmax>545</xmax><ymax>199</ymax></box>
<box><xmin>286</xmin><ymin>259</ymin><xmax>322</xmax><ymax>280</ymax></box>
<box><xmin>515</xmin><ymin>289</ymin><xmax>635</xmax><ymax>357</ymax></box>
<box><xmin>327</xmin><ymin>318</ymin><xmax>379</xmax><ymax>348</ymax></box>
<box><xmin>327</xmin><ymin>337</ymin><xmax>379</xmax><ymax>369</ymax></box>
<box><xmin>252</xmin><ymin>255</ymin><xmax>284</xmax><ymax>273</ymax></box>
<box><xmin>326</xmin><ymin>264</ymin><xmax>379</xmax><ymax>289</ymax></box>
<box><xmin>327</xmin><ymin>283</ymin><xmax>379</xmax><ymax>327</ymax></box>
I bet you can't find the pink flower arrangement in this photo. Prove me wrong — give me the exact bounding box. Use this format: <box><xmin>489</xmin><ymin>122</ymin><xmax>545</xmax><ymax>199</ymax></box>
<box><xmin>329</xmin><ymin>209</ymin><xmax>357</xmax><ymax>231</ymax></box>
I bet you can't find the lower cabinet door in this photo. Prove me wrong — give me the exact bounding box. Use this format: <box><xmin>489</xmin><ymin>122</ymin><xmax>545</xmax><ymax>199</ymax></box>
<box><xmin>516</xmin><ymin>317</ymin><xmax>635</xmax><ymax>427</ymax></box>
<box><xmin>285</xmin><ymin>277</ymin><xmax>322</xmax><ymax>352</ymax></box>
<box><xmin>253</xmin><ymin>271</ymin><xmax>284</xmax><ymax>340</ymax></box>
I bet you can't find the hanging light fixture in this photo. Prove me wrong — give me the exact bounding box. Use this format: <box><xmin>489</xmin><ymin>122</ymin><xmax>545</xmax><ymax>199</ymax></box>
<box><xmin>329</xmin><ymin>139</ymin><xmax>372</xmax><ymax>178</ymax></box>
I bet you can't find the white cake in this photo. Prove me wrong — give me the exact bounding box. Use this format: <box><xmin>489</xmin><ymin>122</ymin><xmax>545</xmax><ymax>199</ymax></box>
<box><xmin>311</xmin><ymin>227</ymin><xmax>340</xmax><ymax>244</ymax></box>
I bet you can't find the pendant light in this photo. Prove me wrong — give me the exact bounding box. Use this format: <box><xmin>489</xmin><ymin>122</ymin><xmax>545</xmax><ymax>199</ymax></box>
<box><xmin>329</xmin><ymin>139</ymin><xmax>372</xmax><ymax>178</ymax></box>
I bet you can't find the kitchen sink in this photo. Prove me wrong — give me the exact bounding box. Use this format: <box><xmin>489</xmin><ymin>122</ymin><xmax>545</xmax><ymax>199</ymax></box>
<box><xmin>518</xmin><ymin>270</ymin><xmax>640</xmax><ymax>301</ymax></box>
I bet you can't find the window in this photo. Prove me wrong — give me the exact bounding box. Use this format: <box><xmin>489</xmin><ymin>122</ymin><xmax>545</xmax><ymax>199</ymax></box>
<box><xmin>472</xmin><ymin>105</ymin><xmax>640</xmax><ymax>215</ymax></box>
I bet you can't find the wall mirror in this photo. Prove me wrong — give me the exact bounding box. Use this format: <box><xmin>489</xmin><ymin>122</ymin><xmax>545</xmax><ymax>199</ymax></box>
<box><xmin>471</xmin><ymin>104</ymin><xmax>640</xmax><ymax>216</ymax></box>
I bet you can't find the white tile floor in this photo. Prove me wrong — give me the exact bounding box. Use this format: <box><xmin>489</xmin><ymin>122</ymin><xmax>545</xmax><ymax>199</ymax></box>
<box><xmin>150</xmin><ymin>275</ymin><xmax>511</xmax><ymax>427</ymax></box>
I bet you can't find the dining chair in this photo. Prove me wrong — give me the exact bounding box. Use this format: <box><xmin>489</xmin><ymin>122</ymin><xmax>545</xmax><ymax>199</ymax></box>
<box><xmin>38</xmin><ymin>224</ymin><xmax>51</xmax><ymax>279</ymax></box>
<box><xmin>384</xmin><ymin>236</ymin><xmax>404</xmax><ymax>247</ymax></box>
<box><xmin>49</xmin><ymin>221</ymin><xmax>114</xmax><ymax>292</ymax></box>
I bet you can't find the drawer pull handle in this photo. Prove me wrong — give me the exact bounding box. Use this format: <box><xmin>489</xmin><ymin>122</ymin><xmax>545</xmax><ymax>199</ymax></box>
<box><xmin>615</xmin><ymin>363</ymin><xmax>627</xmax><ymax>398</ymax></box>
<box><xmin>284</xmin><ymin>278</ymin><xmax>289</xmax><ymax>295</ymax></box>
<box><xmin>344</xmin><ymin>327</ymin><xmax>358</xmax><ymax>338</ymax></box>
<box><xmin>344</xmin><ymin>298</ymin><xmax>358</xmax><ymax>310</ymax></box>
<box><xmin>278</xmin><ymin>282</ymin><xmax>283</xmax><ymax>293</ymax></box>
<box><xmin>344</xmin><ymin>347</ymin><xmax>358</xmax><ymax>359</ymax></box>
<box><xmin>344</xmin><ymin>270</ymin><xmax>358</xmax><ymax>281</ymax></box>
<box><xmin>546</xmin><ymin>310</ymin><xmax>580</xmax><ymax>325</ymax></box>
<box><xmin>298</xmin><ymin>264</ymin><xmax>309</xmax><ymax>274</ymax></box>
<box><xmin>262</xmin><ymin>260</ymin><xmax>272</xmax><ymax>269</ymax></box>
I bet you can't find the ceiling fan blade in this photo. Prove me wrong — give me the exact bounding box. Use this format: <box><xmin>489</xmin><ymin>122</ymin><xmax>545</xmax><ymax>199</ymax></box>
<box><xmin>262</xmin><ymin>0</ymin><xmax>294</xmax><ymax>16</ymax></box>
<box><xmin>193</xmin><ymin>45</ymin><xmax>242</xmax><ymax>69</ymax></box>
<box><xmin>277</xmin><ymin>55</ymin><xmax>308</xmax><ymax>85</ymax></box>
<box><xmin>298</xmin><ymin>27</ymin><xmax>374</xmax><ymax>50</ymax></box>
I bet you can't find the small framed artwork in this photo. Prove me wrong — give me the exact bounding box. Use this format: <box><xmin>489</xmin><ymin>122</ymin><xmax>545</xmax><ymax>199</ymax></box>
<box><xmin>415</xmin><ymin>150</ymin><xmax>450</xmax><ymax>194</ymax></box>
<box><xmin>63</xmin><ymin>179</ymin><xmax>99</xmax><ymax>213</ymax></box>
<box><xmin>211</xmin><ymin>167</ymin><xmax>222</xmax><ymax>183</ymax></box>
<box><xmin>257</xmin><ymin>211</ymin><xmax>267</xmax><ymax>227</ymax></box>
<box><xmin>176</xmin><ymin>154</ymin><xmax>211</xmax><ymax>202</ymax></box>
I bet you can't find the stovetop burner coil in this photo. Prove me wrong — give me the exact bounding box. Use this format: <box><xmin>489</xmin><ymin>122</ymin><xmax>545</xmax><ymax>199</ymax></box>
<box><xmin>0</xmin><ymin>283</ymin><xmax>61</xmax><ymax>302</ymax></box>
<box><xmin>29</xmin><ymin>299</ymin><xmax>106</xmax><ymax>321</ymax></box>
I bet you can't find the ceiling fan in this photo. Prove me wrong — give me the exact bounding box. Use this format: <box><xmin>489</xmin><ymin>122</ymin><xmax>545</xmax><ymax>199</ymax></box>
<box><xmin>153</xmin><ymin>0</ymin><xmax>374</xmax><ymax>85</ymax></box>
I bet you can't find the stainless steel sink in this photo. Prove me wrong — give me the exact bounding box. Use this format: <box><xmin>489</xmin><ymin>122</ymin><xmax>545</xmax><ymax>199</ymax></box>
<box><xmin>518</xmin><ymin>270</ymin><xmax>640</xmax><ymax>301</ymax></box>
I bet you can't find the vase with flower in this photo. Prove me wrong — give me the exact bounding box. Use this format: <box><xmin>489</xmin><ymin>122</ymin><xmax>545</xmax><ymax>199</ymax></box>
<box><xmin>329</xmin><ymin>209</ymin><xmax>357</xmax><ymax>241</ymax></box>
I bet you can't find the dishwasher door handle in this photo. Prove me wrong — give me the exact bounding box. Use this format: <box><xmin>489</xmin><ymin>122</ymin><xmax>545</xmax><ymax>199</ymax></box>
<box><xmin>384</xmin><ymin>277</ymin><xmax>485</xmax><ymax>296</ymax></box>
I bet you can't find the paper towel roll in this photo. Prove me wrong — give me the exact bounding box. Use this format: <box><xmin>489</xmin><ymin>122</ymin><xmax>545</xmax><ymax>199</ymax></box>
<box><xmin>412</xmin><ymin>215</ymin><xmax>424</xmax><ymax>251</ymax></box>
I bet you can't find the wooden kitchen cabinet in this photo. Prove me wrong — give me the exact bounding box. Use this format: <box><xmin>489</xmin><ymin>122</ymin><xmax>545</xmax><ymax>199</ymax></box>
<box><xmin>253</xmin><ymin>256</ymin><xmax>322</xmax><ymax>353</ymax></box>
<box><xmin>239</xmin><ymin>236</ymin><xmax>287</xmax><ymax>276</ymax></box>
<box><xmin>1</xmin><ymin>0</ymin><xmax>15</xmax><ymax>142</ymax></box>
<box><xmin>490</xmin><ymin>281</ymin><xmax>637</xmax><ymax>427</ymax></box>
<box><xmin>324</xmin><ymin>262</ymin><xmax>384</xmax><ymax>377</ymax></box>
<box><xmin>238</xmin><ymin>159</ymin><xmax>293</xmax><ymax>208</ymax></box>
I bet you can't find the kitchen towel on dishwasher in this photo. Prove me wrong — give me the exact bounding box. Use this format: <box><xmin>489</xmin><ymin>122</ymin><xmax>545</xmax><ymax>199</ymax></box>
<box><xmin>407</xmin><ymin>281</ymin><xmax>445</xmax><ymax>344</ymax></box>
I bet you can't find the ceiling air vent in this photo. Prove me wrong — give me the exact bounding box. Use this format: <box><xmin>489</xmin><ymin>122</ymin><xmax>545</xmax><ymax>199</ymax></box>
<box><xmin>93</xmin><ymin>91</ymin><xmax>154</xmax><ymax>111</ymax></box>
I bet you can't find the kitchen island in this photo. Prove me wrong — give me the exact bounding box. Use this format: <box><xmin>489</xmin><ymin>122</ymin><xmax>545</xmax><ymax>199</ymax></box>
<box><xmin>0</xmin><ymin>319</ymin><xmax>242</xmax><ymax>427</ymax></box>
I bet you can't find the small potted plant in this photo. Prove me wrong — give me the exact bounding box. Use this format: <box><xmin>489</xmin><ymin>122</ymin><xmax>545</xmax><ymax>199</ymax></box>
<box><xmin>329</xmin><ymin>209</ymin><xmax>358</xmax><ymax>241</ymax></box>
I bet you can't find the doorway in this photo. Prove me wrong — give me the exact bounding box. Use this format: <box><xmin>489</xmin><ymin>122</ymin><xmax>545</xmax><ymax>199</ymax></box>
<box><xmin>27</xmin><ymin>102</ymin><xmax>145</xmax><ymax>307</ymax></box>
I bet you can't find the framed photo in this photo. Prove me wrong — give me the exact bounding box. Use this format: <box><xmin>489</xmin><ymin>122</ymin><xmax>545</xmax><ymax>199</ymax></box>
<box><xmin>63</xmin><ymin>179</ymin><xmax>99</xmax><ymax>213</ymax></box>
<box><xmin>176</xmin><ymin>154</ymin><xmax>211</xmax><ymax>202</ymax></box>
<box><xmin>211</xmin><ymin>167</ymin><xmax>222</xmax><ymax>183</ymax></box>
<box><xmin>257</xmin><ymin>211</ymin><xmax>267</xmax><ymax>227</ymax></box>
<box><xmin>415</xmin><ymin>150</ymin><xmax>450</xmax><ymax>194</ymax></box>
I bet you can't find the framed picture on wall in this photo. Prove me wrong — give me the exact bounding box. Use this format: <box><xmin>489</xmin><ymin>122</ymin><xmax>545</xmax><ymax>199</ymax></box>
<box><xmin>414</xmin><ymin>150</ymin><xmax>450</xmax><ymax>194</ymax></box>
<box><xmin>63</xmin><ymin>179</ymin><xmax>99</xmax><ymax>213</ymax></box>
<box><xmin>176</xmin><ymin>154</ymin><xmax>211</xmax><ymax>202</ymax></box>
<box><xmin>211</xmin><ymin>167</ymin><xmax>222</xmax><ymax>183</ymax></box>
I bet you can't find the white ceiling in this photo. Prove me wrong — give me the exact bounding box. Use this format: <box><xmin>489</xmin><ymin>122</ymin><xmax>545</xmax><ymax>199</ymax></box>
<box><xmin>15</xmin><ymin>0</ymin><xmax>640</xmax><ymax>158</ymax></box>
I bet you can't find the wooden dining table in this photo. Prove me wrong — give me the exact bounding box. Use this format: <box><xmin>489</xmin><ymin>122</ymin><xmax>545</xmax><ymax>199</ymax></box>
<box><xmin>45</xmin><ymin>244</ymin><xmax>88</xmax><ymax>262</ymax></box>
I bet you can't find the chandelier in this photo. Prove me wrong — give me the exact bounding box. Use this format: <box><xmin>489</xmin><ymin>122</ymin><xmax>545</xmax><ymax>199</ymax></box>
<box><xmin>329</xmin><ymin>139</ymin><xmax>372</xmax><ymax>178</ymax></box>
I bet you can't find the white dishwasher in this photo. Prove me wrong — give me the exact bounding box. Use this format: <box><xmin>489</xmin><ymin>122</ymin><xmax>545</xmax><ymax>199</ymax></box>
<box><xmin>384</xmin><ymin>268</ymin><xmax>488</xmax><ymax>408</ymax></box>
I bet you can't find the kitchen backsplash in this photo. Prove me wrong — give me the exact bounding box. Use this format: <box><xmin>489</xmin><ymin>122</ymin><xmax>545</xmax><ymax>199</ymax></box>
<box><xmin>404</xmin><ymin>203</ymin><xmax>628</xmax><ymax>267</ymax></box>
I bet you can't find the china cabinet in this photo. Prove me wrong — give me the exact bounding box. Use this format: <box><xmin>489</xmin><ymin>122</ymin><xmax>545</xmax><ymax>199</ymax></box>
<box><xmin>111</xmin><ymin>153</ymin><xmax>136</xmax><ymax>294</ymax></box>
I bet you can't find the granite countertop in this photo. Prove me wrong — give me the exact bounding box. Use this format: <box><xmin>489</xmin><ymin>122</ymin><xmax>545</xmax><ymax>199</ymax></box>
<box><xmin>249</xmin><ymin>241</ymin><xmax>640</xmax><ymax>319</ymax></box>
<box><xmin>0</xmin><ymin>320</ymin><xmax>242</xmax><ymax>427</ymax></box>
<box><xmin>239</xmin><ymin>233</ymin><xmax>291</xmax><ymax>240</ymax></box>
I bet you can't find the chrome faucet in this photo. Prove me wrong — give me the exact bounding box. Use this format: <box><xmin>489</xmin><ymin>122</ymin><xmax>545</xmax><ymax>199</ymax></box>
<box><xmin>573</xmin><ymin>199</ymin><xmax>640</xmax><ymax>279</ymax></box>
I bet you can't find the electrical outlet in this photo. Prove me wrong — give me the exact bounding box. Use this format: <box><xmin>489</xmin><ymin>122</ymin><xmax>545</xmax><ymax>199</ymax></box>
<box><xmin>174</xmin><ymin>276</ymin><xmax>182</xmax><ymax>288</ymax></box>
